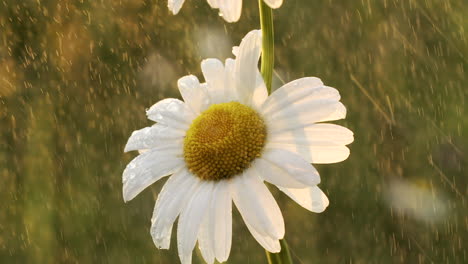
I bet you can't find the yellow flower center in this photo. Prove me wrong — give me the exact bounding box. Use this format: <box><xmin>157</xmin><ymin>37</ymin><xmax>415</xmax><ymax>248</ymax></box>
<box><xmin>184</xmin><ymin>102</ymin><xmax>267</xmax><ymax>181</ymax></box>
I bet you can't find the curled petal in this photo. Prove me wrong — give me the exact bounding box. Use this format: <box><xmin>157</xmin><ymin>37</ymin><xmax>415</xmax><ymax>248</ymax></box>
<box><xmin>147</xmin><ymin>99</ymin><xmax>195</xmax><ymax>130</ymax></box>
<box><xmin>279</xmin><ymin>186</ymin><xmax>329</xmax><ymax>213</ymax></box>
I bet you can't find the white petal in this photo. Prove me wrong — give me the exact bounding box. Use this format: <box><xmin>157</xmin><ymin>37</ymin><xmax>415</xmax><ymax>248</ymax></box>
<box><xmin>257</xmin><ymin>148</ymin><xmax>320</xmax><ymax>187</ymax></box>
<box><xmin>263</xmin><ymin>0</ymin><xmax>283</xmax><ymax>8</ymax></box>
<box><xmin>260</xmin><ymin>77</ymin><xmax>324</xmax><ymax>115</ymax></box>
<box><xmin>224</xmin><ymin>58</ymin><xmax>235</xmax><ymax>73</ymax></box>
<box><xmin>197</xmin><ymin>181</ymin><xmax>232</xmax><ymax>263</ymax></box>
<box><xmin>253</xmin><ymin>158</ymin><xmax>306</xmax><ymax>188</ymax></box>
<box><xmin>267</xmin><ymin>124</ymin><xmax>353</xmax><ymax>163</ymax></box>
<box><xmin>232</xmin><ymin>46</ymin><xmax>239</xmax><ymax>56</ymax></box>
<box><xmin>244</xmin><ymin>221</ymin><xmax>281</xmax><ymax>253</ymax></box>
<box><xmin>268</xmin><ymin>88</ymin><xmax>343</xmax><ymax>120</ymax></box>
<box><xmin>260</xmin><ymin>79</ymin><xmax>346</xmax><ymax>129</ymax></box>
<box><xmin>279</xmin><ymin>186</ymin><xmax>329</xmax><ymax>213</ymax></box>
<box><xmin>147</xmin><ymin>98</ymin><xmax>195</xmax><ymax>130</ymax></box>
<box><xmin>211</xmin><ymin>181</ymin><xmax>232</xmax><ymax>262</ymax></box>
<box><xmin>201</xmin><ymin>59</ymin><xmax>226</xmax><ymax>104</ymax></box>
<box><xmin>178</xmin><ymin>182</ymin><xmax>214</xmax><ymax>264</ymax></box>
<box><xmin>234</xmin><ymin>30</ymin><xmax>262</xmax><ymax>106</ymax></box>
<box><xmin>178</xmin><ymin>75</ymin><xmax>210</xmax><ymax>114</ymax></box>
<box><xmin>138</xmin><ymin>149</ymin><xmax>149</xmax><ymax>154</ymax></box>
<box><xmin>124</xmin><ymin>124</ymin><xmax>185</xmax><ymax>152</ymax></box>
<box><xmin>201</xmin><ymin>59</ymin><xmax>224</xmax><ymax>84</ymax></box>
<box><xmin>219</xmin><ymin>0</ymin><xmax>242</xmax><ymax>23</ymax></box>
<box><xmin>168</xmin><ymin>0</ymin><xmax>185</xmax><ymax>14</ymax></box>
<box><xmin>206</xmin><ymin>0</ymin><xmax>219</xmax><ymax>8</ymax></box>
<box><xmin>122</xmin><ymin>148</ymin><xmax>184</xmax><ymax>202</ymax></box>
<box><xmin>268</xmin><ymin>123</ymin><xmax>354</xmax><ymax>145</ymax></box>
<box><xmin>198</xmin><ymin>203</ymin><xmax>215</xmax><ymax>264</ymax></box>
<box><xmin>231</xmin><ymin>171</ymin><xmax>285</xmax><ymax>240</ymax></box>
<box><xmin>265</xmin><ymin>101</ymin><xmax>347</xmax><ymax>133</ymax></box>
<box><xmin>251</xmin><ymin>70</ymin><xmax>268</xmax><ymax>109</ymax></box>
<box><xmin>222</xmin><ymin>58</ymin><xmax>238</xmax><ymax>102</ymax></box>
<box><xmin>196</xmin><ymin>181</ymin><xmax>233</xmax><ymax>264</ymax></box>
<box><xmin>151</xmin><ymin>170</ymin><xmax>198</xmax><ymax>249</ymax></box>
<box><xmin>268</xmin><ymin>143</ymin><xmax>351</xmax><ymax>164</ymax></box>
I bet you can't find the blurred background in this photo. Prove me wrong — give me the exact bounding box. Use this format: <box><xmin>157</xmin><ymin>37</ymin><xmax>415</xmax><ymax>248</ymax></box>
<box><xmin>1</xmin><ymin>0</ymin><xmax>467</xmax><ymax>263</ymax></box>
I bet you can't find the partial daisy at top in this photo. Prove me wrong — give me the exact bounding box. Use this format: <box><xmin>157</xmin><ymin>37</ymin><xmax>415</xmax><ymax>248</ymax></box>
<box><xmin>123</xmin><ymin>30</ymin><xmax>353</xmax><ymax>264</ymax></box>
<box><xmin>168</xmin><ymin>0</ymin><xmax>283</xmax><ymax>23</ymax></box>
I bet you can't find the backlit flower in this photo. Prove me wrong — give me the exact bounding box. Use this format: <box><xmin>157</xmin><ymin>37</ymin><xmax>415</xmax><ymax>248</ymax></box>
<box><xmin>123</xmin><ymin>30</ymin><xmax>353</xmax><ymax>264</ymax></box>
<box><xmin>168</xmin><ymin>0</ymin><xmax>283</xmax><ymax>23</ymax></box>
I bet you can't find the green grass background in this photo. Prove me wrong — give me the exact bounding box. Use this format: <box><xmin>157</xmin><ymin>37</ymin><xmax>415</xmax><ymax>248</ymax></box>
<box><xmin>1</xmin><ymin>0</ymin><xmax>466</xmax><ymax>263</ymax></box>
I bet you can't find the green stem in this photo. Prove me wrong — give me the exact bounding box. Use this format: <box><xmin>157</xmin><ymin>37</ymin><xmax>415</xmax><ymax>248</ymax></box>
<box><xmin>258</xmin><ymin>0</ymin><xmax>274</xmax><ymax>94</ymax></box>
<box><xmin>259</xmin><ymin>2</ymin><xmax>292</xmax><ymax>263</ymax></box>
<box><xmin>266</xmin><ymin>240</ymin><xmax>293</xmax><ymax>264</ymax></box>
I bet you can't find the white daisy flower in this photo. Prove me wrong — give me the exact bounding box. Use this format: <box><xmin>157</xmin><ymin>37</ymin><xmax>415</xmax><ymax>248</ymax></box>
<box><xmin>123</xmin><ymin>30</ymin><xmax>353</xmax><ymax>264</ymax></box>
<box><xmin>168</xmin><ymin>0</ymin><xmax>283</xmax><ymax>23</ymax></box>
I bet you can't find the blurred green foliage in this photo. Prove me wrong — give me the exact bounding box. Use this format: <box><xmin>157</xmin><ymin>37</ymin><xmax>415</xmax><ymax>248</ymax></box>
<box><xmin>1</xmin><ymin>0</ymin><xmax>467</xmax><ymax>263</ymax></box>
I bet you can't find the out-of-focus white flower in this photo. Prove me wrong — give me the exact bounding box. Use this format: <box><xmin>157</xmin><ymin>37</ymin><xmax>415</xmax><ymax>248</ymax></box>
<box><xmin>168</xmin><ymin>0</ymin><xmax>283</xmax><ymax>23</ymax></box>
<box><xmin>385</xmin><ymin>179</ymin><xmax>449</xmax><ymax>223</ymax></box>
<box><xmin>123</xmin><ymin>30</ymin><xmax>353</xmax><ymax>264</ymax></box>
